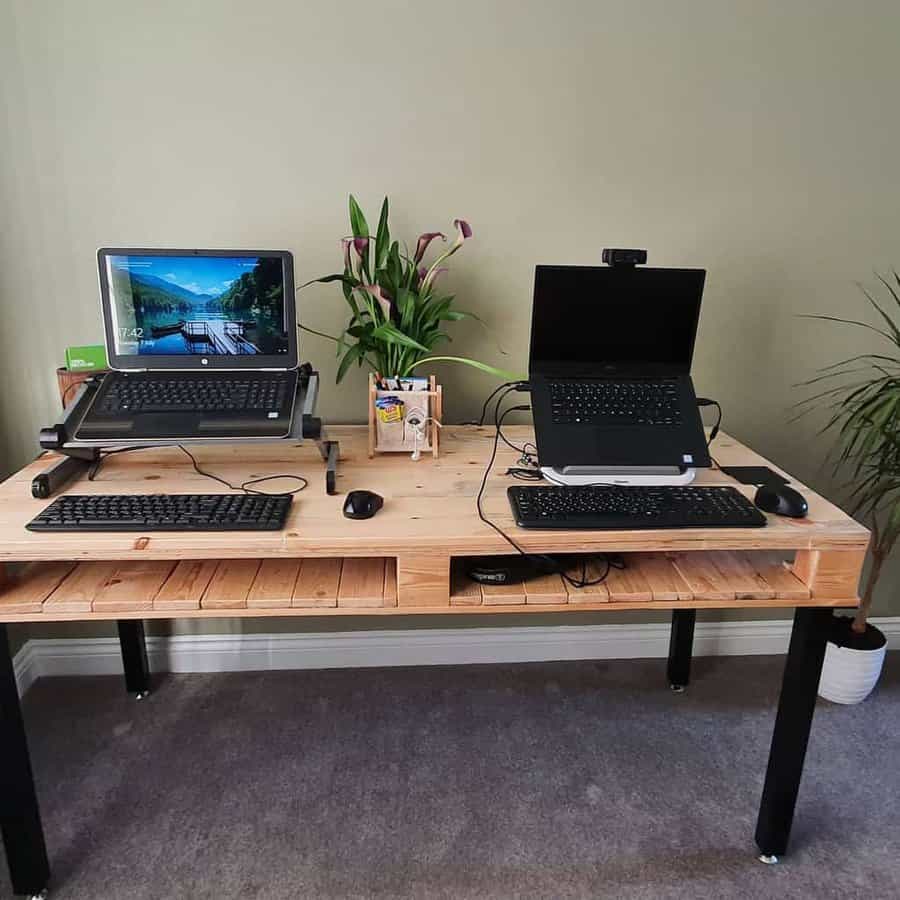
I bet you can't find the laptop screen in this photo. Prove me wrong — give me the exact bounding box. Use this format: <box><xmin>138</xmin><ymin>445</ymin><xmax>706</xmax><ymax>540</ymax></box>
<box><xmin>530</xmin><ymin>265</ymin><xmax>705</xmax><ymax>373</ymax></box>
<box><xmin>98</xmin><ymin>249</ymin><xmax>297</xmax><ymax>370</ymax></box>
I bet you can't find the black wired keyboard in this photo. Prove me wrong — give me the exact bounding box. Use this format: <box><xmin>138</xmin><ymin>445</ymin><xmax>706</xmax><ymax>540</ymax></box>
<box><xmin>98</xmin><ymin>374</ymin><xmax>290</xmax><ymax>415</ymax></box>
<box><xmin>549</xmin><ymin>378</ymin><xmax>682</xmax><ymax>426</ymax></box>
<box><xmin>27</xmin><ymin>494</ymin><xmax>293</xmax><ymax>532</ymax></box>
<box><xmin>507</xmin><ymin>485</ymin><xmax>766</xmax><ymax>529</ymax></box>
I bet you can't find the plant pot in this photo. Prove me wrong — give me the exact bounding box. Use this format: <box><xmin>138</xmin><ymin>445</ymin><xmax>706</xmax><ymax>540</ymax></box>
<box><xmin>817</xmin><ymin>615</ymin><xmax>887</xmax><ymax>704</ymax></box>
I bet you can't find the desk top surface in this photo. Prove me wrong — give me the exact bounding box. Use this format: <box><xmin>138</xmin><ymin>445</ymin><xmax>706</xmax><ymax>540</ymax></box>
<box><xmin>0</xmin><ymin>426</ymin><xmax>869</xmax><ymax>562</ymax></box>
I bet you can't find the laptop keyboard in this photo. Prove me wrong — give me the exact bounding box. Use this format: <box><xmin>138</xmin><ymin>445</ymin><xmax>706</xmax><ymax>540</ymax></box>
<box><xmin>549</xmin><ymin>379</ymin><xmax>682</xmax><ymax>426</ymax></box>
<box><xmin>98</xmin><ymin>374</ymin><xmax>290</xmax><ymax>415</ymax></box>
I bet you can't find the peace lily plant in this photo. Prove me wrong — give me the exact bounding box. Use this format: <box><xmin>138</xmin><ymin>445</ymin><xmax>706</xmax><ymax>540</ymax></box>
<box><xmin>299</xmin><ymin>196</ymin><xmax>516</xmax><ymax>382</ymax></box>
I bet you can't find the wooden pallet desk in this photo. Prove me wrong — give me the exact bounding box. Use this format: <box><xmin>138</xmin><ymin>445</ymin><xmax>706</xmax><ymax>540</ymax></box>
<box><xmin>0</xmin><ymin>426</ymin><xmax>870</xmax><ymax>895</ymax></box>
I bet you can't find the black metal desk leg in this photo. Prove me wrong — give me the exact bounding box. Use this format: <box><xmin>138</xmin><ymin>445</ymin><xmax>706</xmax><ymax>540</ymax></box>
<box><xmin>0</xmin><ymin>624</ymin><xmax>50</xmax><ymax>897</ymax></box>
<box><xmin>755</xmin><ymin>607</ymin><xmax>832</xmax><ymax>863</ymax></box>
<box><xmin>117</xmin><ymin>620</ymin><xmax>150</xmax><ymax>698</ymax></box>
<box><xmin>667</xmin><ymin>609</ymin><xmax>696</xmax><ymax>691</ymax></box>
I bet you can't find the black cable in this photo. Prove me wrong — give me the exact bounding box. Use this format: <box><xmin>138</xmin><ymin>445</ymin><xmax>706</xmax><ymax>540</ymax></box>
<box><xmin>491</xmin><ymin>383</ymin><xmax>538</xmax><ymax>464</ymax></box>
<box><xmin>461</xmin><ymin>380</ymin><xmax>531</xmax><ymax>427</ymax></box>
<box><xmin>88</xmin><ymin>445</ymin><xmax>153</xmax><ymax>481</ymax></box>
<box><xmin>61</xmin><ymin>372</ymin><xmax>107</xmax><ymax>410</ymax></box>
<box><xmin>697</xmin><ymin>397</ymin><xmax>722</xmax><ymax>448</ymax></box>
<box><xmin>475</xmin><ymin>400</ymin><xmax>614</xmax><ymax>589</ymax></box>
<box><xmin>177</xmin><ymin>445</ymin><xmax>308</xmax><ymax>496</ymax></box>
<box><xmin>85</xmin><ymin>444</ymin><xmax>308</xmax><ymax>496</ymax></box>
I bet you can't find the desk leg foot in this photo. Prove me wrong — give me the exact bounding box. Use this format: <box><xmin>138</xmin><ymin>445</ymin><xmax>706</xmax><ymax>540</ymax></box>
<box><xmin>117</xmin><ymin>620</ymin><xmax>150</xmax><ymax>696</ymax></box>
<box><xmin>667</xmin><ymin>609</ymin><xmax>695</xmax><ymax>690</ymax></box>
<box><xmin>758</xmin><ymin>854</ymin><xmax>779</xmax><ymax>865</ymax></box>
<box><xmin>0</xmin><ymin>625</ymin><xmax>51</xmax><ymax>898</ymax></box>
<box><xmin>754</xmin><ymin>607</ymin><xmax>832</xmax><ymax>859</ymax></box>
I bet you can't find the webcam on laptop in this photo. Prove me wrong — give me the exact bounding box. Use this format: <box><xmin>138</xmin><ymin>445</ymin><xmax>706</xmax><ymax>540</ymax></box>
<box><xmin>602</xmin><ymin>248</ymin><xmax>647</xmax><ymax>267</ymax></box>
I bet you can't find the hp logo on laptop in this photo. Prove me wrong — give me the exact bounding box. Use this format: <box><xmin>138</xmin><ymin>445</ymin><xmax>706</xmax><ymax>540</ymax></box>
<box><xmin>201</xmin><ymin>358</ymin><xmax>209</xmax><ymax>365</ymax></box>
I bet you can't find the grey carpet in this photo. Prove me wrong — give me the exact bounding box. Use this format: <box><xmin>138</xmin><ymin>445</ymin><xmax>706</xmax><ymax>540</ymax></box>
<box><xmin>2</xmin><ymin>653</ymin><xmax>899</xmax><ymax>899</ymax></box>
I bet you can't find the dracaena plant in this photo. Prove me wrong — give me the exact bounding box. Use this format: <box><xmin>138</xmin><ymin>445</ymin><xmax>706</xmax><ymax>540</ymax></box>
<box><xmin>796</xmin><ymin>272</ymin><xmax>900</xmax><ymax>632</ymax></box>
<box><xmin>298</xmin><ymin>196</ymin><xmax>516</xmax><ymax>382</ymax></box>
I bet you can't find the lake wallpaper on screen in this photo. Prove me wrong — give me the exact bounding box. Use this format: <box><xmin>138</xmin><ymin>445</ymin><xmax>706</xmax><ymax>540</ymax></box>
<box><xmin>108</xmin><ymin>255</ymin><xmax>288</xmax><ymax>357</ymax></box>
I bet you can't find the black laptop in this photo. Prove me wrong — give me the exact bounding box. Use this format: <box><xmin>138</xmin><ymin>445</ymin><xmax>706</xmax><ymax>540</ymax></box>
<box><xmin>74</xmin><ymin>248</ymin><xmax>299</xmax><ymax>442</ymax></box>
<box><xmin>528</xmin><ymin>264</ymin><xmax>711</xmax><ymax>470</ymax></box>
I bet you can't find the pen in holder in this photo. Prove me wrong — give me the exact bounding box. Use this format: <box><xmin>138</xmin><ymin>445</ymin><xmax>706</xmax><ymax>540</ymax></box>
<box><xmin>368</xmin><ymin>374</ymin><xmax>443</xmax><ymax>458</ymax></box>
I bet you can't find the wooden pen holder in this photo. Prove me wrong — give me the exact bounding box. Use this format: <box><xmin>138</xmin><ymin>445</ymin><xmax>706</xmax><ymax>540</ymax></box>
<box><xmin>368</xmin><ymin>374</ymin><xmax>443</xmax><ymax>458</ymax></box>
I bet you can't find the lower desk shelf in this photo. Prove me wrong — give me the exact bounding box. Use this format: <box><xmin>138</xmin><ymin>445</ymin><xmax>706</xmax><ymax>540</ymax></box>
<box><xmin>0</xmin><ymin>550</ymin><xmax>856</xmax><ymax>622</ymax></box>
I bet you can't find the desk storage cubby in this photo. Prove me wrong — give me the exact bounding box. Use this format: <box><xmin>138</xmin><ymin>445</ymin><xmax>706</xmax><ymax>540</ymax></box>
<box><xmin>449</xmin><ymin>550</ymin><xmax>814</xmax><ymax>609</ymax></box>
<box><xmin>0</xmin><ymin>556</ymin><xmax>400</xmax><ymax>618</ymax></box>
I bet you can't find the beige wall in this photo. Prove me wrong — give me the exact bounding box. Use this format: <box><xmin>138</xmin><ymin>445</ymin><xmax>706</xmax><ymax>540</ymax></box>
<box><xmin>2</xmin><ymin>0</ymin><xmax>898</xmax><ymax>639</ymax></box>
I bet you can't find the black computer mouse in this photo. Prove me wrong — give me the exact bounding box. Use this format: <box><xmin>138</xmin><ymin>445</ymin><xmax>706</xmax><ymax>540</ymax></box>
<box><xmin>754</xmin><ymin>483</ymin><xmax>808</xmax><ymax>518</ymax></box>
<box><xmin>342</xmin><ymin>490</ymin><xmax>384</xmax><ymax>520</ymax></box>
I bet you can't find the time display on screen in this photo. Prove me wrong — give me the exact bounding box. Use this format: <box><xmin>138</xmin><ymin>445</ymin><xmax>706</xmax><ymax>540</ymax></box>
<box><xmin>118</xmin><ymin>327</ymin><xmax>144</xmax><ymax>339</ymax></box>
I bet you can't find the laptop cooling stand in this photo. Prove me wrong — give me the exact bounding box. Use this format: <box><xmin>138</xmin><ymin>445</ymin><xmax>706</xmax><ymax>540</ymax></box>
<box><xmin>32</xmin><ymin>364</ymin><xmax>340</xmax><ymax>499</ymax></box>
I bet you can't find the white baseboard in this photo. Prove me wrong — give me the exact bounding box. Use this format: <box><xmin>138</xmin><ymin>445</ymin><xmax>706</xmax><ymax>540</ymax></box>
<box><xmin>13</xmin><ymin>616</ymin><xmax>900</xmax><ymax>696</ymax></box>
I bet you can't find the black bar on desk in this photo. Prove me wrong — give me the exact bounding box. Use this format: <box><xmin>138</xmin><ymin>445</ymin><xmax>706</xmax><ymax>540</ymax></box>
<box><xmin>0</xmin><ymin>624</ymin><xmax>50</xmax><ymax>897</ymax></box>
<box><xmin>755</xmin><ymin>607</ymin><xmax>833</xmax><ymax>859</ymax></box>
<box><xmin>117</xmin><ymin>620</ymin><xmax>150</xmax><ymax>695</ymax></box>
<box><xmin>667</xmin><ymin>609</ymin><xmax>696</xmax><ymax>689</ymax></box>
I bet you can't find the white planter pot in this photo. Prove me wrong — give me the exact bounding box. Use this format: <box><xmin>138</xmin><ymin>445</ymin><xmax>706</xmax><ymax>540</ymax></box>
<box><xmin>818</xmin><ymin>640</ymin><xmax>887</xmax><ymax>704</ymax></box>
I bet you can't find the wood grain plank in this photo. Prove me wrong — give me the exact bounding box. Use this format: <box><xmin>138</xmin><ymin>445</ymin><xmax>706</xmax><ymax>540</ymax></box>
<box><xmin>0</xmin><ymin>562</ymin><xmax>76</xmax><ymax>614</ymax></box>
<box><xmin>93</xmin><ymin>561</ymin><xmax>175</xmax><ymax>612</ymax></box>
<box><xmin>248</xmin><ymin>559</ymin><xmax>301</xmax><ymax>609</ymax></box>
<box><xmin>338</xmin><ymin>558</ymin><xmax>387</xmax><ymax>608</ymax></box>
<box><xmin>792</xmin><ymin>549</ymin><xmax>867</xmax><ymax>600</ymax></box>
<box><xmin>383</xmin><ymin>559</ymin><xmax>398</xmax><ymax>608</ymax></box>
<box><xmin>482</xmin><ymin>578</ymin><xmax>526</xmax><ymax>606</ymax></box>
<box><xmin>449</xmin><ymin>562</ymin><xmax>482</xmax><ymax>606</ymax></box>
<box><xmin>154</xmin><ymin>560</ymin><xmax>219</xmax><ymax>610</ymax></box>
<box><xmin>671</xmin><ymin>553</ymin><xmax>742</xmax><ymax>601</ymax></box>
<box><xmin>604</xmin><ymin>560</ymin><xmax>654</xmax><ymax>602</ymax></box>
<box><xmin>44</xmin><ymin>561</ymin><xmax>118</xmax><ymax>614</ymax></box>
<box><xmin>397</xmin><ymin>552</ymin><xmax>450</xmax><ymax>607</ymax></box>
<box><xmin>631</xmin><ymin>553</ymin><xmax>693</xmax><ymax>601</ymax></box>
<box><xmin>566</xmin><ymin>559</ymin><xmax>611</xmax><ymax>603</ymax></box>
<box><xmin>704</xmin><ymin>552</ymin><xmax>776</xmax><ymax>599</ymax></box>
<box><xmin>524</xmin><ymin>571</ymin><xmax>568</xmax><ymax>604</ymax></box>
<box><xmin>752</xmin><ymin>553</ymin><xmax>811</xmax><ymax>601</ymax></box>
<box><xmin>201</xmin><ymin>560</ymin><xmax>260</xmax><ymax>610</ymax></box>
<box><xmin>292</xmin><ymin>558</ymin><xmax>340</xmax><ymax>608</ymax></box>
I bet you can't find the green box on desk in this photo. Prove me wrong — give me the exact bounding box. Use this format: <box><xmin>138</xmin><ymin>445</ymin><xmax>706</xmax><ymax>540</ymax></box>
<box><xmin>65</xmin><ymin>345</ymin><xmax>107</xmax><ymax>372</ymax></box>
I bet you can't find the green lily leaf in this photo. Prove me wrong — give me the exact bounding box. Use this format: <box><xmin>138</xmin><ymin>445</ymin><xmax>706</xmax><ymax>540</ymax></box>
<box><xmin>370</xmin><ymin>322</ymin><xmax>430</xmax><ymax>353</ymax></box>
<box><xmin>336</xmin><ymin>342</ymin><xmax>366</xmax><ymax>382</ymax></box>
<box><xmin>375</xmin><ymin>198</ymin><xmax>390</xmax><ymax>270</ymax></box>
<box><xmin>349</xmin><ymin>195</ymin><xmax>369</xmax><ymax>238</ymax></box>
<box><xmin>405</xmin><ymin>355</ymin><xmax>525</xmax><ymax>380</ymax></box>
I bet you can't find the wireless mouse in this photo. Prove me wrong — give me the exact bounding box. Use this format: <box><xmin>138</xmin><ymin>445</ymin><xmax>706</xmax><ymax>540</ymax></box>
<box><xmin>342</xmin><ymin>490</ymin><xmax>384</xmax><ymax>520</ymax></box>
<box><xmin>754</xmin><ymin>483</ymin><xmax>808</xmax><ymax>518</ymax></box>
